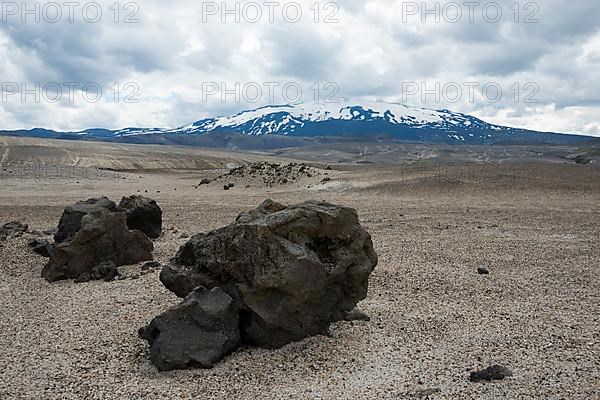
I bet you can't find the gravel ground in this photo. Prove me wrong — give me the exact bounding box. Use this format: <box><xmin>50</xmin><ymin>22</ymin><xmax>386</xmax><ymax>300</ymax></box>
<box><xmin>0</xmin><ymin>163</ymin><xmax>599</xmax><ymax>399</ymax></box>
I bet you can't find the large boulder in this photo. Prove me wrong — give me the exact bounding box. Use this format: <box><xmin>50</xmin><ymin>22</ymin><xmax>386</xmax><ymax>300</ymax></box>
<box><xmin>54</xmin><ymin>197</ymin><xmax>116</xmax><ymax>243</ymax></box>
<box><xmin>160</xmin><ymin>199</ymin><xmax>378</xmax><ymax>348</ymax></box>
<box><xmin>140</xmin><ymin>287</ymin><xmax>240</xmax><ymax>371</ymax></box>
<box><xmin>117</xmin><ymin>196</ymin><xmax>163</xmax><ymax>239</ymax></box>
<box><xmin>42</xmin><ymin>208</ymin><xmax>153</xmax><ymax>282</ymax></box>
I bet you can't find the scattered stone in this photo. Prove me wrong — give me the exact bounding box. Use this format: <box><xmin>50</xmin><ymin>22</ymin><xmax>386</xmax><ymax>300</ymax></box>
<box><xmin>223</xmin><ymin>185</ymin><xmax>230</xmax><ymax>191</ymax></box>
<box><xmin>469</xmin><ymin>365</ymin><xmax>513</xmax><ymax>383</ymax></box>
<box><xmin>180</xmin><ymin>233</ymin><xmax>189</xmax><ymax>239</ymax></box>
<box><xmin>199</xmin><ymin>178</ymin><xmax>212</xmax><ymax>186</ymax></box>
<box><xmin>160</xmin><ymin>199</ymin><xmax>378</xmax><ymax>348</ymax></box>
<box><xmin>567</xmin><ymin>153</ymin><xmax>592</xmax><ymax>165</ymax></box>
<box><xmin>1</xmin><ymin>221</ymin><xmax>29</xmax><ymax>240</ymax></box>
<box><xmin>344</xmin><ymin>307</ymin><xmax>371</xmax><ymax>322</ymax></box>
<box><xmin>477</xmin><ymin>267</ymin><xmax>490</xmax><ymax>275</ymax></box>
<box><xmin>217</xmin><ymin>162</ymin><xmax>319</xmax><ymax>188</ymax></box>
<box><xmin>140</xmin><ymin>287</ymin><xmax>241</xmax><ymax>371</ymax></box>
<box><xmin>117</xmin><ymin>195</ymin><xmax>163</xmax><ymax>239</ymax></box>
<box><xmin>74</xmin><ymin>261</ymin><xmax>119</xmax><ymax>283</ymax></box>
<box><xmin>28</xmin><ymin>239</ymin><xmax>52</xmax><ymax>258</ymax></box>
<box><xmin>42</xmin><ymin>208</ymin><xmax>153</xmax><ymax>283</ymax></box>
<box><xmin>321</xmin><ymin>177</ymin><xmax>331</xmax><ymax>183</ymax></box>
<box><xmin>142</xmin><ymin>261</ymin><xmax>162</xmax><ymax>271</ymax></box>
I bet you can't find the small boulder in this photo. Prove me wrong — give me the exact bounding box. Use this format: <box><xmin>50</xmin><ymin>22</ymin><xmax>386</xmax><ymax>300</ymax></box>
<box><xmin>42</xmin><ymin>208</ymin><xmax>153</xmax><ymax>283</ymax></box>
<box><xmin>477</xmin><ymin>267</ymin><xmax>490</xmax><ymax>275</ymax></box>
<box><xmin>28</xmin><ymin>239</ymin><xmax>53</xmax><ymax>258</ymax></box>
<box><xmin>117</xmin><ymin>196</ymin><xmax>163</xmax><ymax>239</ymax></box>
<box><xmin>139</xmin><ymin>287</ymin><xmax>240</xmax><ymax>371</ymax></box>
<box><xmin>74</xmin><ymin>261</ymin><xmax>119</xmax><ymax>283</ymax></box>
<box><xmin>1</xmin><ymin>221</ymin><xmax>29</xmax><ymax>240</ymax></box>
<box><xmin>469</xmin><ymin>365</ymin><xmax>513</xmax><ymax>383</ymax></box>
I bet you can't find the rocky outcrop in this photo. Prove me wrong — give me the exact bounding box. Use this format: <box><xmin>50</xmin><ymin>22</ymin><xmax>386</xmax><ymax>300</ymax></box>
<box><xmin>160</xmin><ymin>199</ymin><xmax>378</xmax><ymax>349</ymax></box>
<box><xmin>200</xmin><ymin>162</ymin><xmax>321</xmax><ymax>188</ymax></box>
<box><xmin>139</xmin><ymin>287</ymin><xmax>240</xmax><ymax>371</ymax></box>
<box><xmin>117</xmin><ymin>196</ymin><xmax>163</xmax><ymax>239</ymax></box>
<box><xmin>42</xmin><ymin>208</ymin><xmax>153</xmax><ymax>282</ymax></box>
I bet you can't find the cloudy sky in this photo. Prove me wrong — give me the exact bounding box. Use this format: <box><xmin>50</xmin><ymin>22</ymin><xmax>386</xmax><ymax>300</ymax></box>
<box><xmin>1</xmin><ymin>0</ymin><xmax>599</xmax><ymax>136</ymax></box>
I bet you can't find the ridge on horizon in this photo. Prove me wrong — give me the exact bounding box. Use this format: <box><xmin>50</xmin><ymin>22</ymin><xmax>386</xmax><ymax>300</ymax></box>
<box><xmin>1</xmin><ymin>100</ymin><xmax>597</xmax><ymax>147</ymax></box>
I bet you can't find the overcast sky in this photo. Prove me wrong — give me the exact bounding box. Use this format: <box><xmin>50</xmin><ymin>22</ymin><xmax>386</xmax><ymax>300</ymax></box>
<box><xmin>1</xmin><ymin>0</ymin><xmax>599</xmax><ymax>136</ymax></box>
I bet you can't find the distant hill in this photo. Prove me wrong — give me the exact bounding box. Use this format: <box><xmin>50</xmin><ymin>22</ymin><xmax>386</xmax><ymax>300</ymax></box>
<box><xmin>1</xmin><ymin>101</ymin><xmax>597</xmax><ymax>148</ymax></box>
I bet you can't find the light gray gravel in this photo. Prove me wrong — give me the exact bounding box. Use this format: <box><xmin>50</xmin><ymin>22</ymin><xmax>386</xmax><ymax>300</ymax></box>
<box><xmin>0</xmin><ymin>164</ymin><xmax>599</xmax><ymax>399</ymax></box>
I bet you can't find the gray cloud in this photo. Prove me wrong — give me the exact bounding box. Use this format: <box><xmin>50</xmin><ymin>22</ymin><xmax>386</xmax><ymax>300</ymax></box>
<box><xmin>0</xmin><ymin>0</ymin><xmax>598</xmax><ymax>135</ymax></box>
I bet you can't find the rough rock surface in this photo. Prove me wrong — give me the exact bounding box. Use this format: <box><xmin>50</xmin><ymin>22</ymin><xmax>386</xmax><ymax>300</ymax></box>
<box><xmin>42</xmin><ymin>208</ymin><xmax>153</xmax><ymax>282</ymax></box>
<box><xmin>160</xmin><ymin>199</ymin><xmax>378</xmax><ymax>348</ymax></box>
<box><xmin>117</xmin><ymin>195</ymin><xmax>163</xmax><ymax>239</ymax></box>
<box><xmin>201</xmin><ymin>162</ymin><xmax>321</xmax><ymax>188</ymax></box>
<box><xmin>0</xmin><ymin>221</ymin><xmax>29</xmax><ymax>240</ymax></box>
<box><xmin>28</xmin><ymin>239</ymin><xmax>52</xmax><ymax>258</ymax></box>
<box><xmin>54</xmin><ymin>197</ymin><xmax>116</xmax><ymax>243</ymax></box>
<box><xmin>140</xmin><ymin>287</ymin><xmax>240</xmax><ymax>371</ymax></box>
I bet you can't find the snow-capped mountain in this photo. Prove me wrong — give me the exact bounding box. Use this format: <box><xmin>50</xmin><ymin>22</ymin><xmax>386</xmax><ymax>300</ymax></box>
<box><xmin>1</xmin><ymin>100</ymin><xmax>594</xmax><ymax>146</ymax></box>
<box><xmin>113</xmin><ymin>101</ymin><xmax>503</xmax><ymax>142</ymax></box>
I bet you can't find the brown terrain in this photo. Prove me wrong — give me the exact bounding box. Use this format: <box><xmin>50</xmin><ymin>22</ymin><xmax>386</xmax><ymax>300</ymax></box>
<box><xmin>0</xmin><ymin>136</ymin><xmax>599</xmax><ymax>399</ymax></box>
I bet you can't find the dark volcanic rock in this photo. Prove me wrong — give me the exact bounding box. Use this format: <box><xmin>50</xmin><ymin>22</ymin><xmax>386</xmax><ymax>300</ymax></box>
<box><xmin>74</xmin><ymin>261</ymin><xmax>119</xmax><ymax>283</ymax></box>
<box><xmin>1</xmin><ymin>221</ymin><xmax>29</xmax><ymax>240</ymax></box>
<box><xmin>117</xmin><ymin>196</ymin><xmax>163</xmax><ymax>239</ymax></box>
<box><xmin>142</xmin><ymin>261</ymin><xmax>162</xmax><ymax>271</ymax></box>
<box><xmin>160</xmin><ymin>199</ymin><xmax>378</xmax><ymax>348</ymax></box>
<box><xmin>54</xmin><ymin>197</ymin><xmax>116</xmax><ymax>243</ymax></box>
<box><xmin>469</xmin><ymin>365</ymin><xmax>513</xmax><ymax>382</ymax></box>
<box><xmin>477</xmin><ymin>267</ymin><xmax>490</xmax><ymax>275</ymax></box>
<box><xmin>42</xmin><ymin>208</ymin><xmax>153</xmax><ymax>282</ymax></box>
<box><xmin>28</xmin><ymin>239</ymin><xmax>53</xmax><ymax>258</ymax></box>
<box><xmin>140</xmin><ymin>287</ymin><xmax>240</xmax><ymax>371</ymax></box>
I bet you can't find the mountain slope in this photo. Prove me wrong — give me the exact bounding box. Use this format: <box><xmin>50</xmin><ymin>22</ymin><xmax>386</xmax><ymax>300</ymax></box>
<box><xmin>1</xmin><ymin>101</ymin><xmax>596</xmax><ymax>146</ymax></box>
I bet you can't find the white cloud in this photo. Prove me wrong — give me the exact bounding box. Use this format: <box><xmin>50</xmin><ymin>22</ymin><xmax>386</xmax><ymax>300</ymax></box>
<box><xmin>0</xmin><ymin>0</ymin><xmax>598</xmax><ymax>136</ymax></box>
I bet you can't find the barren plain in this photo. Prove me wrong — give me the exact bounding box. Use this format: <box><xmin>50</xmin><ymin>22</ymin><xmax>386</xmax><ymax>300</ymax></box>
<box><xmin>0</xmin><ymin>137</ymin><xmax>599</xmax><ymax>399</ymax></box>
